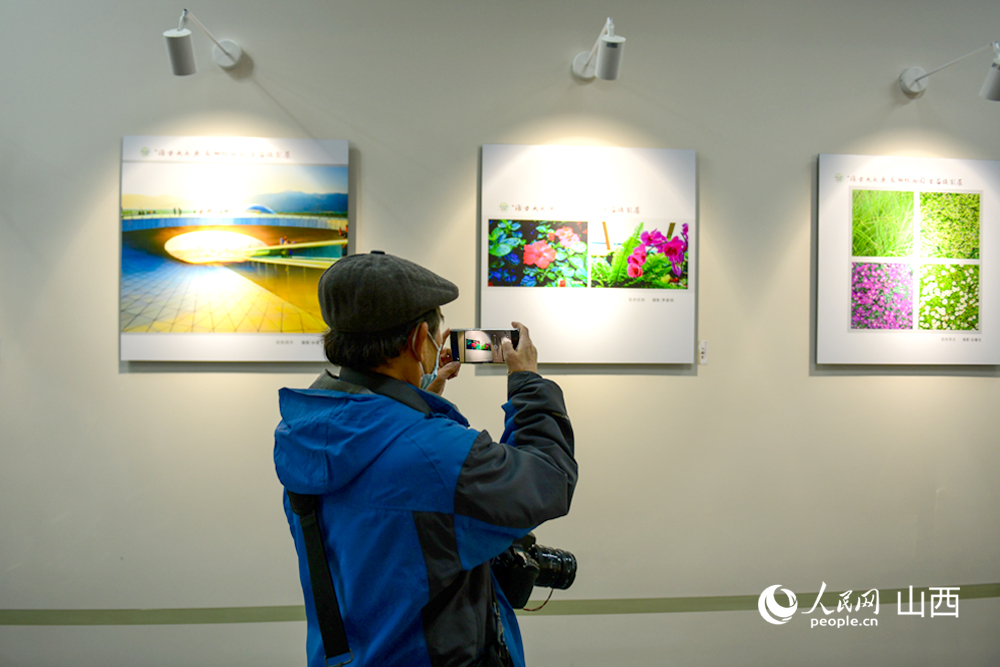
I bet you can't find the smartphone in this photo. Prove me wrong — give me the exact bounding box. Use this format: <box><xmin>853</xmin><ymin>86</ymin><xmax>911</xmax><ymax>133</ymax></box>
<box><xmin>449</xmin><ymin>329</ymin><xmax>520</xmax><ymax>364</ymax></box>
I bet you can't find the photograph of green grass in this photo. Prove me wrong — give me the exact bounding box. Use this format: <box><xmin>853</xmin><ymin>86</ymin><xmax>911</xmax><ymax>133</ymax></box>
<box><xmin>920</xmin><ymin>192</ymin><xmax>980</xmax><ymax>260</ymax></box>
<box><xmin>852</xmin><ymin>190</ymin><xmax>914</xmax><ymax>257</ymax></box>
<box><xmin>850</xmin><ymin>187</ymin><xmax>984</xmax><ymax>332</ymax></box>
<box><xmin>918</xmin><ymin>264</ymin><xmax>979</xmax><ymax>331</ymax></box>
<box><xmin>819</xmin><ymin>153</ymin><xmax>1000</xmax><ymax>365</ymax></box>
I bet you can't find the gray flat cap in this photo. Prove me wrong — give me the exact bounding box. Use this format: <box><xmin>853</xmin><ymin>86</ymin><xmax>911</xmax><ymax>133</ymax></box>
<box><xmin>318</xmin><ymin>251</ymin><xmax>459</xmax><ymax>332</ymax></box>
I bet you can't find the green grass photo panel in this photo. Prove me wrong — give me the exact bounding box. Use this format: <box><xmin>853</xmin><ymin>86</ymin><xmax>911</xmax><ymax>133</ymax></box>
<box><xmin>920</xmin><ymin>192</ymin><xmax>980</xmax><ymax>260</ymax></box>
<box><xmin>852</xmin><ymin>190</ymin><xmax>914</xmax><ymax>258</ymax></box>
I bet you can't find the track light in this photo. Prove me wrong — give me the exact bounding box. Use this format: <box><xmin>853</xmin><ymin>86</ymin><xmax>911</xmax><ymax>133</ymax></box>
<box><xmin>981</xmin><ymin>43</ymin><xmax>1000</xmax><ymax>101</ymax></box>
<box><xmin>571</xmin><ymin>17</ymin><xmax>626</xmax><ymax>82</ymax></box>
<box><xmin>163</xmin><ymin>9</ymin><xmax>243</xmax><ymax>76</ymax></box>
<box><xmin>899</xmin><ymin>40</ymin><xmax>1000</xmax><ymax>101</ymax></box>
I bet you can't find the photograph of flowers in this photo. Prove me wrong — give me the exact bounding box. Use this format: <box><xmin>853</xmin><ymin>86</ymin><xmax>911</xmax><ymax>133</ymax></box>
<box><xmin>590</xmin><ymin>220</ymin><xmax>688</xmax><ymax>289</ymax></box>
<box><xmin>480</xmin><ymin>143</ymin><xmax>697</xmax><ymax>363</ymax></box>
<box><xmin>817</xmin><ymin>153</ymin><xmax>1000</xmax><ymax>365</ymax></box>
<box><xmin>487</xmin><ymin>219</ymin><xmax>588</xmax><ymax>287</ymax></box>
<box><xmin>849</xmin><ymin>189</ymin><xmax>980</xmax><ymax>332</ymax></box>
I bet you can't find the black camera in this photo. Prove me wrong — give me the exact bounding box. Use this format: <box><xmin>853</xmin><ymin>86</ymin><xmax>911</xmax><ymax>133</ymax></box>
<box><xmin>491</xmin><ymin>533</ymin><xmax>577</xmax><ymax>609</ymax></box>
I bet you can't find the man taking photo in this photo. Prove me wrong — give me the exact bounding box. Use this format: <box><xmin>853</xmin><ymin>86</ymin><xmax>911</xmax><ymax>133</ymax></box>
<box><xmin>274</xmin><ymin>251</ymin><xmax>578</xmax><ymax>667</ymax></box>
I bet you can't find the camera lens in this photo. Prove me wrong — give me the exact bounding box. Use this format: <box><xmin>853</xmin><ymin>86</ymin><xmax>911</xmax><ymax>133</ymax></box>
<box><xmin>530</xmin><ymin>545</ymin><xmax>577</xmax><ymax>590</ymax></box>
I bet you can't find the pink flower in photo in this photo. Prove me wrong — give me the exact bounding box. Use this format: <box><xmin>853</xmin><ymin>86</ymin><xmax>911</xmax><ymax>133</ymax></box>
<box><xmin>523</xmin><ymin>240</ymin><xmax>556</xmax><ymax>269</ymax></box>
<box><xmin>662</xmin><ymin>237</ymin><xmax>686</xmax><ymax>276</ymax></box>
<box><xmin>629</xmin><ymin>245</ymin><xmax>648</xmax><ymax>266</ymax></box>
<box><xmin>553</xmin><ymin>226</ymin><xmax>581</xmax><ymax>246</ymax></box>
<box><xmin>641</xmin><ymin>229</ymin><xmax>667</xmax><ymax>250</ymax></box>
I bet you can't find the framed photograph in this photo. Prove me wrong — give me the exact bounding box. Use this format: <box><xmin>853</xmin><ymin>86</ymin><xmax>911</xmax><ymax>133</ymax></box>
<box><xmin>120</xmin><ymin>136</ymin><xmax>348</xmax><ymax>361</ymax></box>
<box><xmin>817</xmin><ymin>154</ymin><xmax>1000</xmax><ymax>364</ymax></box>
<box><xmin>481</xmin><ymin>144</ymin><xmax>697</xmax><ymax>364</ymax></box>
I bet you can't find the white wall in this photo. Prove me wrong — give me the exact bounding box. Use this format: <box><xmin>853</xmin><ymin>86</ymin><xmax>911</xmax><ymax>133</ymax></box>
<box><xmin>1</xmin><ymin>1</ymin><xmax>998</xmax><ymax>665</ymax></box>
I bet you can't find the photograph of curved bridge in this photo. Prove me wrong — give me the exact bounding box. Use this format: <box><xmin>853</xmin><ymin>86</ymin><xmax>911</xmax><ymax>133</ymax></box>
<box><xmin>120</xmin><ymin>161</ymin><xmax>347</xmax><ymax>337</ymax></box>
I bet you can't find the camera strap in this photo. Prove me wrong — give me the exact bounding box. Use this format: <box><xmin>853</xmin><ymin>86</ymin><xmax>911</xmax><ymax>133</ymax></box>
<box><xmin>471</xmin><ymin>585</ymin><xmax>513</xmax><ymax>667</ymax></box>
<box><xmin>286</xmin><ymin>490</ymin><xmax>353</xmax><ymax>667</ymax></box>
<box><xmin>287</xmin><ymin>367</ymin><xmax>430</xmax><ymax>666</ymax></box>
<box><xmin>490</xmin><ymin>590</ymin><xmax>513</xmax><ymax>667</ymax></box>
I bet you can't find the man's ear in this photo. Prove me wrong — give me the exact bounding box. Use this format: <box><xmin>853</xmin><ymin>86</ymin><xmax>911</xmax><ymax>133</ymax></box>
<box><xmin>409</xmin><ymin>321</ymin><xmax>430</xmax><ymax>359</ymax></box>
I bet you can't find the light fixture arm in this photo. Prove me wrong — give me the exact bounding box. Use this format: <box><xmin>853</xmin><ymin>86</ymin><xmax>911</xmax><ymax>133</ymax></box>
<box><xmin>578</xmin><ymin>18</ymin><xmax>614</xmax><ymax>75</ymax></box>
<box><xmin>900</xmin><ymin>40</ymin><xmax>1000</xmax><ymax>97</ymax></box>
<box><xmin>912</xmin><ymin>41</ymin><xmax>998</xmax><ymax>84</ymax></box>
<box><xmin>178</xmin><ymin>9</ymin><xmax>239</xmax><ymax>64</ymax></box>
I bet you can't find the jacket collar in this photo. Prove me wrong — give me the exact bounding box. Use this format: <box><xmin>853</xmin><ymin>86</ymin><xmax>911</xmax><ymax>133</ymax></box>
<box><xmin>335</xmin><ymin>367</ymin><xmax>432</xmax><ymax>416</ymax></box>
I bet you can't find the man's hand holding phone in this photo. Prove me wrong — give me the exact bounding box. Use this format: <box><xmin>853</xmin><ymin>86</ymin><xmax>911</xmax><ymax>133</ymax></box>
<box><xmin>501</xmin><ymin>321</ymin><xmax>538</xmax><ymax>375</ymax></box>
<box><xmin>425</xmin><ymin>327</ymin><xmax>460</xmax><ymax>396</ymax></box>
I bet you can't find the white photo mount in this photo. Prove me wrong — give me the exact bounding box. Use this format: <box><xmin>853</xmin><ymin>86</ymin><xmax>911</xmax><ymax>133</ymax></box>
<box><xmin>480</xmin><ymin>144</ymin><xmax>697</xmax><ymax>364</ymax></box>
<box><xmin>120</xmin><ymin>136</ymin><xmax>349</xmax><ymax>362</ymax></box>
<box><xmin>817</xmin><ymin>154</ymin><xmax>1000</xmax><ymax>365</ymax></box>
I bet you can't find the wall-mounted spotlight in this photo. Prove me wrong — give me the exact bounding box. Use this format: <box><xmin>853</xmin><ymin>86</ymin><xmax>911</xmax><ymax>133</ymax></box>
<box><xmin>163</xmin><ymin>9</ymin><xmax>243</xmax><ymax>76</ymax></box>
<box><xmin>899</xmin><ymin>40</ymin><xmax>1000</xmax><ymax>101</ymax></box>
<box><xmin>571</xmin><ymin>17</ymin><xmax>626</xmax><ymax>82</ymax></box>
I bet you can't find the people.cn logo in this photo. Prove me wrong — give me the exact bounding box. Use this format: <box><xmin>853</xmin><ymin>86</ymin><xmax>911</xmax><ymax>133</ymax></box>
<box><xmin>758</xmin><ymin>584</ymin><xmax>798</xmax><ymax>625</ymax></box>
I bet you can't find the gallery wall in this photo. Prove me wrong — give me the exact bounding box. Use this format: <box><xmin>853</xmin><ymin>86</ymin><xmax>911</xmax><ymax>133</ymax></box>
<box><xmin>1</xmin><ymin>1</ymin><xmax>998</xmax><ymax>665</ymax></box>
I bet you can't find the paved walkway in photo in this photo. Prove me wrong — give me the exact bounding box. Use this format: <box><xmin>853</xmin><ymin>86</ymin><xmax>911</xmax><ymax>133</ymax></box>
<box><xmin>120</xmin><ymin>247</ymin><xmax>325</xmax><ymax>334</ymax></box>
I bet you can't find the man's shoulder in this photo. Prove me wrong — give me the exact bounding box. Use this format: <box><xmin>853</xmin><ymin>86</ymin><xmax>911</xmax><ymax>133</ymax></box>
<box><xmin>278</xmin><ymin>382</ymin><xmax>417</xmax><ymax>429</ymax></box>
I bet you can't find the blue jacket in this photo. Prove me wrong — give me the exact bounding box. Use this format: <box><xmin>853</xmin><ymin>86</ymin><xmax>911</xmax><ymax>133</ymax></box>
<box><xmin>274</xmin><ymin>369</ymin><xmax>576</xmax><ymax>667</ymax></box>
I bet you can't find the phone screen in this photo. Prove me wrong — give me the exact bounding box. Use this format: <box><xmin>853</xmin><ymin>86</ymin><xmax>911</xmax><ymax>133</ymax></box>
<box><xmin>449</xmin><ymin>329</ymin><xmax>519</xmax><ymax>363</ymax></box>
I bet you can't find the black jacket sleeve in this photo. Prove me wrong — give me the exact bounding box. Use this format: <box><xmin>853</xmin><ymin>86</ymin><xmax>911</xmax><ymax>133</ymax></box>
<box><xmin>452</xmin><ymin>371</ymin><xmax>577</xmax><ymax>529</ymax></box>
